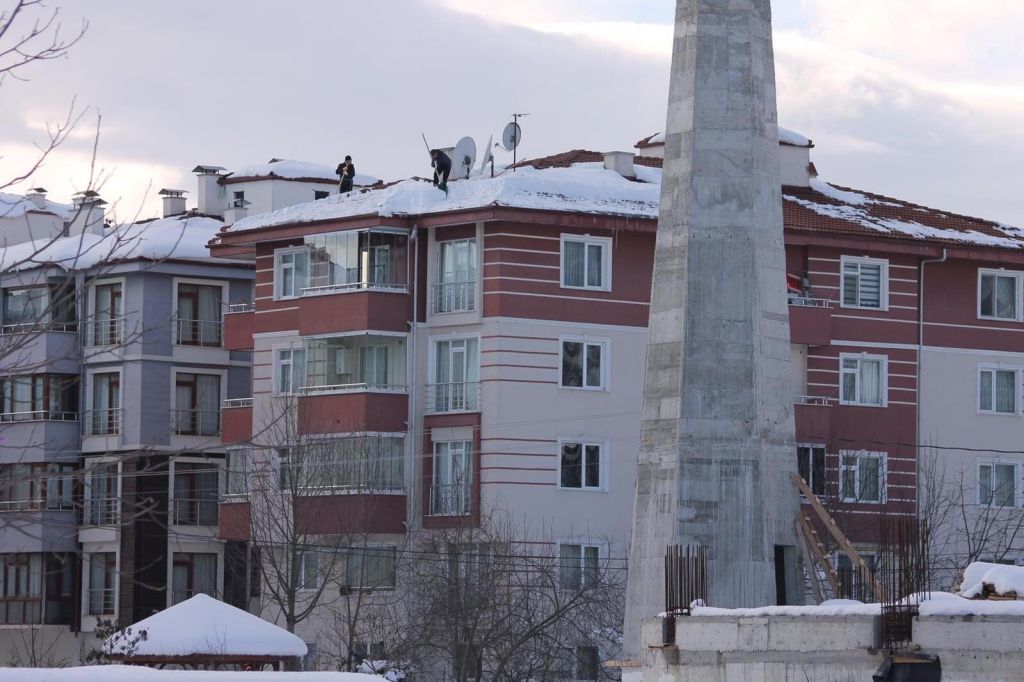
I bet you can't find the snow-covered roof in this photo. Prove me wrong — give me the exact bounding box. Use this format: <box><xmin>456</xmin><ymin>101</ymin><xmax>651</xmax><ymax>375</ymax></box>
<box><xmin>224</xmin><ymin>159</ymin><xmax>378</xmax><ymax>187</ymax></box>
<box><xmin>0</xmin><ymin>192</ymin><xmax>71</xmax><ymax>220</ymax></box>
<box><xmin>104</xmin><ymin>594</ymin><xmax>307</xmax><ymax>658</ymax></box>
<box><xmin>5</xmin><ymin>667</ymin><xmax>379</xmax><ymax>681</ymax></box>
<box><xmin>0</xmin><ymin>214</ymin><xmax>228</xmax><ymax>273</ymax></box>
<box><xmin>223</xmin><ymin>151</ymin><xmax>1023</xmax><ymax>252</ymax></box>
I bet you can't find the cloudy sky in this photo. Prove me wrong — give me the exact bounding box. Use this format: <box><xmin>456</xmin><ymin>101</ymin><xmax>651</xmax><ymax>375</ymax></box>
<box><xmin>2</xmin><ymin>0</ymin><xmax>1022</xmax><ymax>226</ymax></box>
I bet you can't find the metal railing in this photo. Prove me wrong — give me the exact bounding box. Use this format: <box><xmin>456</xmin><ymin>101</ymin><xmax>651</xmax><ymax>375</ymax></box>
<box><xmin>795</xmin><ymin>395</ymin><xmax>832</xmax><ymax>407</ymax></box>
<box><xmin>0</xmin><ymin>320</ymin><xmax>77</xmax><ymax>335</ymax></box>
<box><xmin>425</xmin><ymin>382</ymin><xmax>481</xmax><ymax>414</ymax></box>
<box><xmin>0</xmin><ymin>410</ymin><xmax>78</xmax><ymax>422</ymax></box>
<box><xmin>788</xmin><ymin>295</ymin><xmax>833</xmax><ymax>308</ymax></box>
<box><xmin>171</xmin><ymin>497</ymin><xmax>219</xmax><ymax>526</ymax></box>
<box><xmin>84</xmin><ymin>408</ymin><xmax>122</xmax><ymax>436</ymax></box>
<box><xmin>0</xmin><ymin>499</ymin><xmax>45</xmax><ymax>512</ymax></box>
<box><xmin>300</xmin><ymin>280</ymin><xmax>408</xmax><ymax>296</ymax></box>
<box><xmin>86</xmin><ymin>498</ymin><xmax>119</xmax><ymax>526</ymax></box>
<box><xmin>300</xmin><ymin>383</ymin><xmax>406</xmax><ymax>395</ymax></box>
<box><xmin>85</xmin><ymin>317</ymin><xmax>124</xmax><ymax>346</ymax></box>
<box><xmin>223</xmin><ymin>397</ymin><xmax>254</xmax><ymax>409</ymax></box>
<box><xmin>174</xmin><ymin>318</ymin><xmax>223</xmax><ymax>347</ymax></box>
<box><xmin>431</xmin><ymin>281</ymin><xmax>476</xmax><ymax>314</ymax></box>
<box><xmin>88</xmin><ymin>588</ymin><xmax>116</xmax><ymax>615</ymax></box>
<box><xmin>226</xmin><ymin>302</ymin><xmax>255</xmax><ymax>314</ymax></box>
<box><xmin>0</xmin><ymin>598</ymin><xmax>42</xmax><ymax>625</ymax></box>
<box><xmin>430</xmin><ymin>483</ymin><xmax>471</xmax><ymax>516</ymax></box>
<box><xmin>172</xmin><ymin>409</ymin><xmax>221</xmax><ymax>436</ymax></box>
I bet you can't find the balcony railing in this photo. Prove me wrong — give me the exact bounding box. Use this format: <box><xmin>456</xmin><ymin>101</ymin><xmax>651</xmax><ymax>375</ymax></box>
<box><xmin>0</xmin><ymin>409</ymin><xmax>78</xmax><ymax>423</ymax></box>
<box><xmin>86</xmin><ymin>498</ymin><xmax>119</xmax><ymax>526</ymax></box>
<box><xmin>174</xmin><ymin>318</ymin><xmax>223</xmax><ymax>347</ymax></box>
<box><xmin>84</xmin><ymin>408</ymin><xmax>122</xmax><ymax>436</ymax></box>
<box><xmin>432</xmin><ymin>281</ymin><xmax>476</xmax><ymax>314</ymax></box>
<box><xmin>300</xmin><ymin>279</ymin><xmax>408</xmax><ymax>296</ymax></box>
<box><xmin>0</xmin><ymin>598</ymin><xmax>42</xmax><ymax>625</ymax></box>
<box><xmin>795</xmin><ymin>395</ymin><xmax>832</xmax><ymax>407</ymax></box>
<box><xmin>85</xmin><ymin>317</ymin><xmax>124</xmax><ymax>347</ymax></box>
<box><xmin>430</xmin><ymin>483</ymin><xmax>471</xmax><ymax>516</ymax></box>
<box><xmin>299</xmin><ymin>383</ymin><xmax>407</xmax><ymax>395</ymax></box>
<box><xmin>0</xmin><ymin>499</ymin><xmax>44</xmax><ymax>512</ymax></box>
<box><xmin>425</xmin><ymin>382</ymin><xmax>481</xmax><ymax>414</ymax></box>
<box><xmin>171</xmin><ymin>497</ymin><xmax>219</xmax><ymax>526</ymax></box>
<box><xmin>88</xmin><ymin>587</ymin><xmax>116</xmax><ymax>616</ymax></box>
<box><xmin>172</xmin><ymin>409</ymin><xmax>222</xmax><ymax>437</ymax></box>
<box><xmin>0</xmin><ymin>320</ymin><xmax>77</xmax><ymax>335</ymax></box>
<box><xmin>788</xmin><ymin>295</ymin><xmax>833</xmax><ymax>308</ymax></box>
<box><xmin>223</xmin><ymin>397</ymin><xmax>254</xmax><ymax>409</ymax></box>
<box><xmin>226</xmin><ymin>301</ymin><xmax>255</xmax><ymax>314</ymax></box>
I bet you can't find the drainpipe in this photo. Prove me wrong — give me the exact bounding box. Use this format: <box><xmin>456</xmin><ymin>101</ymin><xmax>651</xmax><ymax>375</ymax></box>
<box><xmin>407</xmin><ymin>225</ymin><xmax>419</xmax><ymax>530</ymax></box>
<box><xmin>917</xmin><ymin>248</ymin><xmax>947</xmax><ymax>518</ymax></box>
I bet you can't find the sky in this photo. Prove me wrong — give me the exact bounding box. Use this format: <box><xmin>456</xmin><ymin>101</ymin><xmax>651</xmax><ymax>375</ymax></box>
<box><xmin>1</xmin><ymin>0</ymin><xmax>1022</xmax><ymax>226</ymax></box>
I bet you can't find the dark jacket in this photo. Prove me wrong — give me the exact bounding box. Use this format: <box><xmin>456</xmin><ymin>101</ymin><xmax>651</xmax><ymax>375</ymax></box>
<box><xmin>336</xmin><ymin>162</ymin><xmax>355</xmax><ymax>180</ymax></box>
<box><xmin>431</xmin><ymin>151</ymin><xmax>451</xmax><ymax>173</ymax></box>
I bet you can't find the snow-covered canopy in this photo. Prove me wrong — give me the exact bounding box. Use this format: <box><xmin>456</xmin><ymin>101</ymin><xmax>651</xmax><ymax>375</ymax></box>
<box><xmin>0</xmin><ymin>215</ymin><xmax>226</xmax><ymax>273</ymax></box>
<box><xmin>0</xmin><ymin>191</ymin><xmax>71</xmax><ymax>220</ymax></box>
<box><xmin>103</xmin><ymin>594</ymin><xmax>307</xmax><ymax>658</ymax></box>
<box><xmin>5</xmin><ymin>667</ymin><xmax>378</xmax><ymax>681</ymax></box>
<box><xmin>227</xmin><ymin>159</ymin><xmax>378</xmax><ymax>187</ymax></box>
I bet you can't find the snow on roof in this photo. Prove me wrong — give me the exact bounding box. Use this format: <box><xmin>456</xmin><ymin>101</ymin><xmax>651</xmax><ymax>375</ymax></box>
<box><xmin>0</xmin><ymin>192</ymin><xmax>71</xmax><ymax>220</ymax></box>
<box><xmin>225</xmin><ymin>159</ymin><xmax>379</xmax><ymax>186</ymax></box>
<box><xmin>5</xmin><ymin>666</ymin><xmax>379</xmax><ymax>681</ymax></box>
<box><xmin>0</xmin><ymin>214</ymin><xmax>226</xmax><ymax>273</ymax></box>
<box><xmin>778</xmin><ymin>127</ymin><xmax>812</xmax><ymax>147</ymax></box>
<box><xmin>104</xmin><ymin>594</ymin><xmax>307</xmax><ymax>658</ymax></box>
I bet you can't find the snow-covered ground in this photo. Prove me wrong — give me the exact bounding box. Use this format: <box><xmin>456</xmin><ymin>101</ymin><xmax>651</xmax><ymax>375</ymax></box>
<box><xmin>4</xmin><ymin>668</ymin><xmax>378</xmax><ymax>681</ymax></box>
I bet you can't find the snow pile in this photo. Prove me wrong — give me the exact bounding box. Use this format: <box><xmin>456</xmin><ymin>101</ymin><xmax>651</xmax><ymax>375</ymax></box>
<box><xmin>959</xmin><ymin>561</ymin><xmax>1024</xmax><ymax>599</ymax></box>
<box><xmin>5</xmin><ymin>668</ymin><xmax>378</xmax><ymax>681</ymax></box>
<box><xmin>103</xmin><ymin>594</ymin><xmax>308</xmax><ymax>658</ymax></box>
<box><xmin>229</xmin><ymin>159</ymin><xmax>378</xmax><ymax>186</ymax></box>
<box><xmin>692</xmin><ymin>599</ymin><xmax>881</xmax><ymax>617</ymax></box>
<box><xmin>230</xmin><ymin>163</ymin><xmax>662</xmax><ymax>232</ymax></box>
<box><xmin>0</xmin><ymin>215</ymin><xmax>225</xmax><ymax>273</ymax></box>
<box><xmin>0</xmin><ymin>192</ymin><xmax>71</xmax><ymax>220</ymax></box>
<box><xmin>689</xmin><ymin>591</ymin><xmax>1024</xmax><ymax>619</ymax></box>
<box><xmin>778</xmin><ymin>127</ymin><xmax>811</xmax><ymax>147</ymax></box>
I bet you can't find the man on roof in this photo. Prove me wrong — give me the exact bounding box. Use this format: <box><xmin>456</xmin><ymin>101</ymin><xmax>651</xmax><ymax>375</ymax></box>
<box><xmin>430</xmin><ymin>149</ymin><xmax>451</xmax><ymax>194</ymax></box>
<box><xmin>336</xmin><ymin>155</ymin><xmax>355</xmax><ymax>193</ymax></box>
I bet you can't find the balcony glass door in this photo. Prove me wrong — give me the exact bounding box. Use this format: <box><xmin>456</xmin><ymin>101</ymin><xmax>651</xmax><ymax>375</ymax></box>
<box><xmin>434</xmin><ymin>338</ymin><xmax>479</xmax><ymax>412</ymax></box>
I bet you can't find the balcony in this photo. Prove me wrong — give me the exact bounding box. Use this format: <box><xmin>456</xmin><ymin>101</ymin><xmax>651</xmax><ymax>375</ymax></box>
<box><xmin>431</xmin><ymin>281</ymin><xmax>476</xmax><ymax>315</ymax></box>
<box><xmin>296</xmin><ymin>289</ymin><xmax>410</xmax><ymax>336</ymax></box>
<box><xmin>788</xmin><ymin>296</ymin><xmax>833</xmax><ymax>346</ymax></box>
<box><xmin>430</xmin><ymin>483</ymin><xmax>471</xmax><ymax>516</ymax></box>
<box><xmin>282</xmin><ymin>456</ymin><xmax>404</xmax><ymax>494</ymax></box>
<box><xmin>174</xmin><ymin>318</ymin><xmax>223</xmax><ymax>347</ymax></box>
<box><xmin>297</xmin><ymin>392</ymin><xmax>408</xmax><ymax>435</ymax></box>
<box><xmin>795</xmin><ymin>395</ymin><xmax>832</xmax><ymax>407</ymax></box>
<box><xmin>84</xmin><ymin>408</ymin><xmax>122</xmax><ymax>436</ymax></box>
<box><xmin>222</xmin><ymin>398</ymin><xmax>253</xmax><ymax>444</ymax></box>
<box><xmin>425</xmin><ymin>382</ymin><xmax>481</xmax><ymax>415</ymax></box>
<box><xmin>172</xmin><ymin>409</ymin><xmax>222</xmax><ymax>437</ymax></box>
<box><xmin>87</xmin><ymin>588</ymin><xmax>116</xmax><ymax>616</ymax></box>
<box><xmin>0</xmin><ymin>598</ymin><xmax>42</xmax><ymax>625</ymax></box>
<box><xmin>171</xmin><ymin>497</ymin><xmax>219</xmax><ymax>526</ymax></box>
<box><xmin>85</xmin><ymin>498</ymin><xmax>119</xmax><ymax>526</ymax></box>
<box><xmin>0</xmin><ymin>320</ymin><xmax>77</xmax><ymax>335</ymax></box>
<box><xmin>223</xmin><ymin>303</ymin><xmax>254</xmax><ymax>351</ymax></box>
<box><xmin>84</xmin><ymin>318</ymin><xmax>124</xmax><ymax>347</ymax></box>
<box><xmin>0</xmin><ymin>409</ymin><xmax>77</xmax><ymax>423</ymax></box>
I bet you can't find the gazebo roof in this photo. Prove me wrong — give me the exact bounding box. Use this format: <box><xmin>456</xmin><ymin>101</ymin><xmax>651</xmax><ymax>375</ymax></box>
<box><xmin>103</xmin><ymin>594</ymin><xmax>307</xmax><ymax>659</ymax></box>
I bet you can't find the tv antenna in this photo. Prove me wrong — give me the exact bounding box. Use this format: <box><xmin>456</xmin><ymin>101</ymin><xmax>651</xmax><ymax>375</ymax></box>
<box><xmin>452</xmin><ymin>136</ymin><xmax>477</xmax><ymax>180</ymax></box>
<box><xmin>503</xmin><ymin>113</ymin><xmax>528</xmax><ymax>171</ymax></box>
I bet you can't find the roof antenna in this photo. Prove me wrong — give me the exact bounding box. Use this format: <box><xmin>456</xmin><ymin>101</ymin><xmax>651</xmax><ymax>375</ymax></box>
<box><xmin>503</xmin><ymin>113</ymin><xmax>528</xmax><ymax>171</ymax></box>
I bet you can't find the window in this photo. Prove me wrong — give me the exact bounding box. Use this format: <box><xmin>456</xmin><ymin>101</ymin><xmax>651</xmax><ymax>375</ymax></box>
<box><xmin>352</xmin><ymin>641</ymin><xmax>386</xmax><ymax>663</ymax></box>
<box><xmin>276</xmin><ymin>230</ymin><xmax>409</xmax><ymax>298</ymax></box>
<box><xmin>226</xmin><ymin>448</ymin><xmax>253</xmax><ymax>496</ymax></box>
<box><xmin>840</xmin><ymin>451</ymin><xmax>885</xmax><ymax>503</ymax></box>
<box><xmin>276</xmin><ymin>348</ymin><xmax>306</xmax><ymax>394</ymax></box>
<box><xmin>434</xmin><ymin>239</ymin><xmax>477</xmax><ymax>313</ymax></box>
<box><xmin>88</xmin><ymin>553</ymin><xmax>116</xmax><ymax>615</ymax></box>
<box><xmin>448</xmin><ymin>543</ymin><xmax>491</xmax><ymax>586</ymax></box>
<box><xmin>561</xmin><ymin>235</ymin><xmax>611</xmax><ymax>291</ymax></box>
<box><xmin>979</xmin><ymin>462</ymin><xmax>1017</xmax><ymax>507</ymax></box>
<box><xmin>298</xmin><ymin>550</ymin><xmax>322</xmax><ymax>590</ymax></box>
<box><xmin>560</xmin><ymin>441</ymin><xmax>603</xmax><ymax>490</ymax></box>
<box><xmin>840</xmin><ymin>354</ymin><xmax>886</xmax><ymax>406</ymax></box>
<box><xmin>979</xmin><ymin>366</ymin><xmax>1019</xmax><ymax>415</ymax></box>
<box><xmin>979</xmin><ymin>270</ymin><xmax>1022</xmax><ymax>321</ymax></box>
<box><xmin>175</xmin><ymin>282</ymin><xmax>223</xmax><ymax>346</ymax></box>
<box><xmin>0</xmin><ymin>374</ymin><xmax>78</xmax><ymax>421</ymax></box>
<box><xmin>89</xmin><ymin>372</ymin><xmax>121</xmax><ymax>435</ymax></box>
<box><xmin>1</xmin><ymin>464</ymin><xmax>76</xmax><ymax>512</ymax></box>
<box><xmin>232</xmin><ymin>190</ymin><xmax>245</xmax><ymax>207</ymax></box>
<box><xmin>560</xmin><ymin>339</ymin><xmax>606</xmax><ymax>390</ymax></box>
<box><xmin>836</xmin><ymin>553</ymin><xmax>877</xmax><ymax>603</ymax></box>
<box><xmin>559</xmin><ymin>543</ymin><xmax>600</xmax><ymax>590</ymax></box>
<box><xmin>432</xmin><ymin>441</ymin><xmax>471</xmax><ymax>515</ymax></box>
<box><xmin>172</xmin><ymin>463</ymin><xmax>219</xmax><ymax>525</ymax></box>
<box><xmin>1</xmin><ymin>282</ymin><xmax>74</xmax><ymax>333</ymax></box>
<box><xmin>0</xmin><ymin>554</ymin><xmax>43</xmax><ymax>624</ymax></box>
<box><xmin>431</xmin><ymin>338</ymin><xmax>480</xmax><ymax>412</ymax></box>
<box><xmin>87</xmin><ymin>463</ymin><xmax>118</xmax><ymax>525</ymax></box>
<box><xmin>278</xmin><ymin>436</ymin><xmax>404</xmax><ymax>491</ymax></box>
<box><xmin>841</xmin><ymin>256</ymin><xmax>887</xmax><ymax>309</ymax></box>
<box><xmin>91</xmin><ymin>282</ymin><xmax>122</xmax><ymax>346</ymax></box>
<box><xmin>172</xmin><ymin>552</ymin><xmax>217</xmax><ymax>604</ymax></box>
<box><xmin>557</xmin><ymin>645</ymin><xmax>600</xmax><ymax>681</ymax></box>
<box><xmin>344</xmin><ymin>546</ymin><xmax>396</xmax><ymax>590</ymax></box>
<box><xmin>314</xmin><ymin>190</ymin><xmax>329</xmax><ymax>201</ymax></box>
<box><xmin>797</xmin><ymin>445</ymin><xmax>826</xmax><ymax>496</ymax></box>
<box><xmin>174</xmin><ymin>373</ymin><xmax>222</xmax><ymax>436</ymax></box>
<box><xmin>303</xmin><ymin>335</ymin><xmax>406</xmax><ymax>393</ymax></box>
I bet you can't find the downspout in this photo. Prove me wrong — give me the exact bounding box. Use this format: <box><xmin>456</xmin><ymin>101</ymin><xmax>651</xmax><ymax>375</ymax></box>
<box><xmin>73</xmin><ymin>269</ymin><xmax>86</xmax><ymax>634</ymax></box>
<box><xmin>407</xmin><ymin>225</ymin><xmax>419</xmax><ymax>530</ymax></box>
<box><xmin>917</xmin><ymin>248</ymin><xmax>947</xmax><ymax>518</ymax></box>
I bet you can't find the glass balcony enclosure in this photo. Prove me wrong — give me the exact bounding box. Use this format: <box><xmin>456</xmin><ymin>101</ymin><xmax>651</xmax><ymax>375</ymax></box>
<box><xmin>301</xmin><ymin>335</ymin><xmax>406</xmax><ymax>393</ymax></box>
<box><xmin>276</xmin><ymin>229</ymin><xmax>409</xmax><ymax>297</ymax></box>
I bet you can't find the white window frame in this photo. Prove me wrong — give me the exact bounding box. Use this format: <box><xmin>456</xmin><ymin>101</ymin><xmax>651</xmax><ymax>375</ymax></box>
<box><xmin>839</xmin><ymin>450</ymin><xmax>886</xmax><ymax>504</ymax></box>
<box><xmin>557</xmin><ymin>540</ymin><xmax>605</xmax><ymax>591</ymax></box>
<box><xmin>557</xmin><ymin>439</ymin><xmax>607</xmax><ymax>492</ymax></box>
<box><xmin>560</xmin><ymin>234</ymin><xmax>612</xmax><ymax>292</ymax></box>
<box><xmin>977</xmin><ymin>460</ymin><xmax>1020</xmax><ymax>508</ymax></box>
<box><xmin>977</xmin><ymin>364</ymin><xmax>1022</xmax><ymax>416</ymax></box>
<box><xmin>559</xmin><ymin>336</ymin><xmax>609</xmax><ymax>391</ymax></box>
<box><xmin>274</xmin><ymin>246</ymin><xmax>310</xmax><ymax>300</ymax></box>
<box><xmin>839</xmin><ymin>353</ymin><xmax>887</xmax><ymax>407</ymax></box>
<box><xmin>978</xmin><ymin>269</ymin><xmax>1024</xmax><ymax>322</ymax></box>
<box><xmin>273</xmin><ymin>345</ymin><xmax>305</xmax><ymax>396</ymax></box>
<box><xmin>840</xmin><ymin>255</ymin><xmax>888</xmax><ymax>311</ymax></box>
<box><xmin>297</xmin><ymin>549</ymin><xmax>324</xmax><ymax>591</ymax></box>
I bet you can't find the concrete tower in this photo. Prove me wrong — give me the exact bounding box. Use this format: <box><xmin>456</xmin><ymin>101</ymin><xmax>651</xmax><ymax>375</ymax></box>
<box><xmin>623</xmin><ymin>0</ymin><xmax>800</xmax><ymax>655</ymax></box>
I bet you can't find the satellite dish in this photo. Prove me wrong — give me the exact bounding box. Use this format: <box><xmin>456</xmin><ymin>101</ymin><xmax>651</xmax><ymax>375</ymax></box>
<box><xmin>477</xmin><ymin>135</ymin><xmax>493</xmax><ymax>174</ymax></box>
<box><xmin>502</xmin><ymin>122</ymin><xmax>522</xmax><ymax>151</ymax></box>
<box><xmin>453</xmin><ymin>136</ymin><xmax>477</xmax><ymax>180</ymax></box>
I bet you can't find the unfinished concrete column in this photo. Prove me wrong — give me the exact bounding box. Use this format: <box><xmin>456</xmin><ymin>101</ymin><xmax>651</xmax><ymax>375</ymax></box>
<box><xmin>623</xmin><ymin>0</ymin><xmax>800</xmax><ymax>656</ymax></box>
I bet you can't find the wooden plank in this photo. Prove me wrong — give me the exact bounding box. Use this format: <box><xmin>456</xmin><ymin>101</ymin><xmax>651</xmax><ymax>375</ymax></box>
<box><xmin>798</xmin><ymin>512</ymin><xmax>839</xmax><ymax>598</ymax></box>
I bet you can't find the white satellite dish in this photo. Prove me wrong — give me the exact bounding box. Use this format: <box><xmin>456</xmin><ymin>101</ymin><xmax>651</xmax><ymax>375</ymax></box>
<box><xmin>501</xmin><ymin>122</ymin><xmax>522</xmax><ymax>151</ymax></box>
<box><xmin>453</xmin><ymin>136</ymin><xmax>477</xmax><ymax>180</ymax></box>
<box><xmin>477</xmin><ymin>135</ymin><xmax>493</xmax><ymax>175</ymax></box>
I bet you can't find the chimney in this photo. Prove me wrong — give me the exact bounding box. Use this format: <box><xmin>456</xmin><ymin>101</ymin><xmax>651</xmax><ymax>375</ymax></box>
<box><xmin>25</xmin><ymin>187</ymin><xmax>47</xmax><ymax>210</ymax></box>
<box><xmin>68</xmin><ymin>191</ymin><xmax>107</xmax><ymax>235</ymax></box>
<box><xmin>603</xmin><ymin>151</ymin><xmax>636</xmax><ymax>179</ymax></box>
<box><xmin>158</xmin><ymin>188</ymin><xmax>188</xmax><ymax>218</ymax></box>
<box><xmin>192</xmin><ymin>165</ymin><xmax>227</xmax><ymax>216</ymax></box>
<box><xmin>777</xmin><ymin>128</ymin><xmax>815</xmax><ymax>187</ymax></box>
<box><xmin>223</xmin><ymin>199</ymin><xmax>251</xmax><ymax>225</ymax></box>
